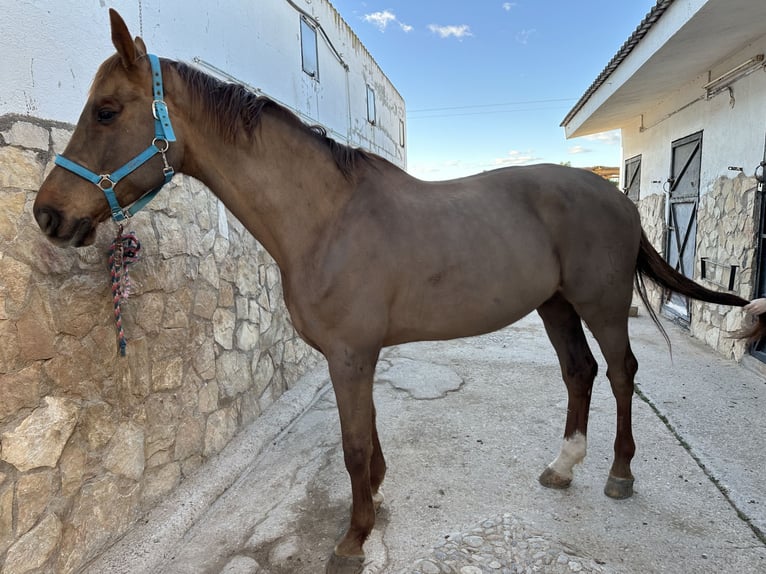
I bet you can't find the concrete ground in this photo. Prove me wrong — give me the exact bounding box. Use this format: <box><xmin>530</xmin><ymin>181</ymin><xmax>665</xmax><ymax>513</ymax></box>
<box><xmin>87</xmin><ymin>312</ymin><xmax>766</xmax><ymax>574</ymax></box>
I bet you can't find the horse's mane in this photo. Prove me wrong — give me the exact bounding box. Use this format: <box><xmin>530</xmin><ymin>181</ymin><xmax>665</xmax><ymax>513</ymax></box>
<box><xmin>170</xmin><ymin>60</ymin><xmax>373</xmax><ymax>179</ymax></box>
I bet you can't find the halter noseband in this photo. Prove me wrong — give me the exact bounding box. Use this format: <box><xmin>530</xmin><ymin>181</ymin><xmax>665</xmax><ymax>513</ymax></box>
<box><xmin>55</xmin><ymin>54</ymin><xmax>176</xmax><ymax>223</ymax></box>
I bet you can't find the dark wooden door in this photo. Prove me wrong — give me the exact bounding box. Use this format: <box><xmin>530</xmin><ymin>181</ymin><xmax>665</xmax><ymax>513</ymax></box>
<box><xmin>663</xmin><ymin>132</ymin><xmax>702</xmax><ymax>323</ymax></box>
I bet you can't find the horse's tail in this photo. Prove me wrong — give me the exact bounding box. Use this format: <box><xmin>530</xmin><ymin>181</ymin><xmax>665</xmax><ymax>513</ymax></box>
<box><xmin>634</xmin><ymin>230</ymin><xmax>766</xmax><ymax>347</ymax></box>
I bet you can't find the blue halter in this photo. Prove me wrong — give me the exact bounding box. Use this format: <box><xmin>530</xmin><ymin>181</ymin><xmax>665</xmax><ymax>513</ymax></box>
<box><xmin>55</xmin><ymin>54</ymin><xmax>176</xmax><ymax>223</ymax></box>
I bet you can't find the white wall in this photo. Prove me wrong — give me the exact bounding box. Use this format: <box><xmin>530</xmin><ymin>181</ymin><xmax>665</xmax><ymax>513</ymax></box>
<box><xmin>0</xmin><ymin>0</ymin><xmax>406</xmax><ymax>167</ymax></box>
<box><xmin>622</xmin><ymin>35</ymin><xmax>766</xmax><ymax>199</ymax></box>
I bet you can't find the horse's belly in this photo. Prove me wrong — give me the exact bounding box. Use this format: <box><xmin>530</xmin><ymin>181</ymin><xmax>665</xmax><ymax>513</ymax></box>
<box><xmin>384</xmin><ymin>261</ymin><xmax>559</xmax><ymax>345</ymax></box>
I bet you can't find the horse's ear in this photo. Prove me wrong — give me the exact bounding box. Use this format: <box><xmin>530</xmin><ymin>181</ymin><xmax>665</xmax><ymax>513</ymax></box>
<box><xmin>135</xmin><ymin>36</ymin><xmax>148</xmax><ymax>58</ymax></box>
<box><xmin>109</xmin><ymin>9</ymin><xmax>138</xmax><ymax>69</ymax></box>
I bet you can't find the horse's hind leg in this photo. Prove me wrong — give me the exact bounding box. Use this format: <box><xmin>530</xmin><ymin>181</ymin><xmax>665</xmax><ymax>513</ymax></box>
<box><xmin>537</xmin><ymin>293</ymin><xmax>598</xmax><ymax>489</ymax></box>
<box><xmin>580</xmin><ymin>307</ymin><xmax>639</xmax><ymax>499</ymax></box>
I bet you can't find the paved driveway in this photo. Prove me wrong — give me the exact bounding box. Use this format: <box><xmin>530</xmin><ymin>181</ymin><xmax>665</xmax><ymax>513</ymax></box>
<box><xmin>88</xmin><ymin>313</ymin><xmax>766</xmax><ymax>573</ymax></box>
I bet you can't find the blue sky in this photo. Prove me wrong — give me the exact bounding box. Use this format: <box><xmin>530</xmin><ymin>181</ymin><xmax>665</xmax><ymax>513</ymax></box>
<box><xmin>329</xmin><ymin>1</ymin><xmax>657</xmax><ymax>180</ymax></box>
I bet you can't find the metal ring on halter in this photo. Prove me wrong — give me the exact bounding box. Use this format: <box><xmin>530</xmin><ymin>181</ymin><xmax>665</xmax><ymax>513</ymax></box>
<box><xmin>98</xmin><ymin>175</ymin><xmax>116</xmax><ymax>190</ymax></box>
<box><xmin>152</xmin><ymin>137</ymin><xmax>170</xmax><ymax>153</ymax></box>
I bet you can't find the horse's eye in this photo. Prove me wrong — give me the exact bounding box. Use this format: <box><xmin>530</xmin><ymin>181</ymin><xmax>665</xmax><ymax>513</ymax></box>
<box><xmin>97</xmin><ymin>108</ymin><xmax>118</xmax><ymax>124</ymax></box>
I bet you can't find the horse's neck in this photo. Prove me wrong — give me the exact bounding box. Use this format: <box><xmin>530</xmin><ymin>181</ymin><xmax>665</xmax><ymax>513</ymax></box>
<box><xmin>180</xmin><ymin>109</ymin><xmax>353</xmax><ymax>273</ymax></box>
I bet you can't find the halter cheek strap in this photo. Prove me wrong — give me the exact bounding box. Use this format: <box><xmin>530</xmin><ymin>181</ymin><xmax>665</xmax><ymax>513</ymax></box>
<box><xmin>55</xmin><ymin>54</ymin><xmax>176</xmax><ymax>223</ymax></box>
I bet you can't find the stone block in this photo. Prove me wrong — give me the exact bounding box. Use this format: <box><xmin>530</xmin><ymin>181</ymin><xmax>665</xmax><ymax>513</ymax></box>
<box><xmin>142</xmin><ymin>462</ymin><xmax>181</xmax><ymax>505</ymax></box>
<box><xmin>59</xmin><ymin>475</ymin><xmax>139</xmax><ymax>573</ymax></box>
<box><xmin>80</xmin><ymin>402</ymin><xmax>116</xmax><ymax>450</ymax></box>
<box><xmin>252</xmin><ymin>354</ymin><xmax>276</xmax><ymax>398</ymax></box>
<box><xmin>0</xmin><ymin>146</ymin><xmax>44</xmax><ymax>189</ymax></box>
<box><xmin>49</xmin><ymin>275</ymin><xmax>106</xmax><ymax>338</ymax></box>
<box><xmin>50</xmin><ymin>127</ymin><xmax>72</xmax><ymax>154</ymax></box>
<box><xmin>221</xmin><ymin>555</ymin><xmax>262</xmax><ymax>574</ymax></box>
<box><xmin>204</xmin><ymin>407</ymin><xmax>238</xmax><ymax>457</ymax></box>
<box><xmin>133</xmin><ymin>291</ymin><xmax>165</xmax><ymax>336</ymax></box>
<box><xmin>198</xmin><ymin>380</ymin><xmax>219</xmax><ymax>413</ymax></box>
<box><xmin>3</xmin><ymin>513</ymin><xmax>62</xmax><ymax>574</ymax></box>
<box><xmin>236</xmin><ymin>321</ymin><xmax>260</xmax><ymax>351</ymax></box>
<box><xmin>151</xmin><ymin>356</ymin><xmax>184</xmax><ymax>392</ymax></box>
<box><xmin>193</xmin><ymin>338</ymin><xmax>217</xmax><ymax>381</ymax></box>
<box><xmin>1</xmin><ymin>121</ymin><xmax>49</xmax><ymax>150</ymax></box>
<box><xmin>156</xmin><ymin>215</ymin><xmax>188</xmax><ymax>259</ymax></box>
<box><xmin>162</xmin><ymin>290</ymin><xmax>191</xmax><ymax>329</ymax></box>
<box><xmin>144</xmin><ymin>394</ymin><xmax>181</xmax><ymax>464</ymax></box>
<box><xmin>0</xmin><ymin>256</ymin><xmax>33</xmax><ymax>313</ymax></box>
<box><xmin>213</xmin><ymin>307</ymin><xmax>236</xmax><ymax>349</ymax></box>
<box><xmin>174</xmin><ymin>417</ymin><xmax>204</xmax><ymax>461</ymax></box>
<box><xmin>16</xmin><ymin>469</ymin><xmax>56</xmax><ymax>536</ymax></box>
<box><xmin>0</xmin><ymin>481</ymin><xmax>13</xmax><ymax>554</ymax></box>
<box><xmin>216</xmin><ymin>351</ymin><xmax>251</xmax><ymax>398</ymax></box>
<box><xmin>0</xmin><ymin>189</ymin><xmax>26</xmax><ymax>241</ymax></box>
<box><xmin>193</xmin><ymin>288</ymin><xmax>218</xmax><ymax>319</ymax></box>
<box><xmin>59</xmin><ymin>443</ymin><xmax>86</xmax><ymax>499</ymax></box>
<box><xmin>105</xmin><ymin>423</ymin><xmax>146</xmax><ymax>481</ymax></box>
<box><xmin>16</xmin><ymin>290</ymin><xmax>56</xmax><ymax>361</ymax></box>
<box><xmin>1</xmin><ymin>396</ymin><xmax>79</xmax><ymax>472</ymax></box>
<box><xmin>0</xmin><ymin>363</ymin><xmax>41</xmax><ymax>421</ymax></box>
<box><xmin>219</xmin><ymin>280</ymin><xmax>235</xmax><ymax>308</ymax></box>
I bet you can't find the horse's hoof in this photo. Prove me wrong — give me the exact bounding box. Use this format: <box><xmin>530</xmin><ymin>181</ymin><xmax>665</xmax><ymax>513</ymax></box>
<box><xmin>538</xmin><ymin>466</ymin><xmax>572</xmax><ymax>489</ymax></box>
<box><xmin>373</xmin><ymin>489</ymin><xmax>384</xmax><ymax>512</ymax></box>
<box><xmin>325</xmin><ymin>552</ymin><xmax>365</xmax><ymax>574</ymax></box>
<box><xmin>604</xmin><ymin>475</ymin><xmax>634</xmax><ymax>499</ymax></box>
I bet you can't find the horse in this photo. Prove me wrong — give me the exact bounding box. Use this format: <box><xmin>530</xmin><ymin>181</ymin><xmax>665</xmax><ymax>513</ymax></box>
<box><xmin>33</xmin><ymin>9</ymin><xmax>765</xmax><ymax>573</ymax></box>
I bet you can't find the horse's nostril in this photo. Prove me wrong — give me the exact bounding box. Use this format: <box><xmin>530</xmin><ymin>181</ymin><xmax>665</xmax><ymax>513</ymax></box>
<box><xmin>34</xmin><ymin>207</ymin><xmax>61</xmax><ymax>236</ymax></box>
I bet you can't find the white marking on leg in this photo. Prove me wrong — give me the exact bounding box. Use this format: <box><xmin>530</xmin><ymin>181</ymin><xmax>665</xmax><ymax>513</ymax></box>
<box><xmin>547</xmin><ymin>432</ymin><xmax>587</xmax><ymax>480</ymax></box>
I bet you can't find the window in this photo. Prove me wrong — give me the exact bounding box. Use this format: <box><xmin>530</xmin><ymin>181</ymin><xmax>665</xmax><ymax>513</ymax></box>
<box><xmin>300</xmin><ymin>17</ymin><xmax>318</xmax><ymax>79</ymax></box>
<box><xmin>399</xmin><ymin>119</ymin><xmax>406</xmax><ymax>147</ymax></box>
<box><xmin>366</xmin><ymin>85</ymin><xmax>376</xmax><ymax>125</ymax></box>
<box><xmin>623</xmin><ymin>155</ymin><xmax>641</xmax><ymax>202</ymax></box>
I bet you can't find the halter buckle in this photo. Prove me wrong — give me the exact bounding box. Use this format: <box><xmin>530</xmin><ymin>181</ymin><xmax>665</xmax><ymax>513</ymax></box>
<box><xmin>152</xmin><ymin>99</ymin><xmax>169</xmax><ymax>121</ymax></box>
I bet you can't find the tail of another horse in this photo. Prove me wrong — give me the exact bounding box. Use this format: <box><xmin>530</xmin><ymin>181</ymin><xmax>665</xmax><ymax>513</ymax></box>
<box><xmin>634</xmin><ymin>230</ymin><xmax>766</xmax><ymax>347</ymax></box>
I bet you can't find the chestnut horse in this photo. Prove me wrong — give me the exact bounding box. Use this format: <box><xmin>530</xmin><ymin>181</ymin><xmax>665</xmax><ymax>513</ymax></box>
<box><xmin>34</xmin><ymin>10</ymin><xmax>764</xmax><ymax>573</ymax></box>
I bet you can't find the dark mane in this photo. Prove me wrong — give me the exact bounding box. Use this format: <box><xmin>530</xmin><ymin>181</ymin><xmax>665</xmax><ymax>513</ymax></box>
<box><xmin>170</xmin><ymin>60</ymin><xmax>372</xmax><ymax>178</ymax></box>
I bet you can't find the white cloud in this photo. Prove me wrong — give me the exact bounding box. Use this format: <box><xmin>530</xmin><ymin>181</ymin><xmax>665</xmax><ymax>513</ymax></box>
<box><xmin>568</xmin><ymin>145</ymin><xmax>591</xmax><ymax>155</ymax></box>
<box><xmin>428</xmin><ymin>24</ymin><xmax>473</xmax><ymax>39</ymax></box>
<box><xmin>364</xmin><ymin>10</ymin><xmax>412</xmax><ymax>33</ymax></box>
<box><xmin>516</xmin><ymin>28</ymin><xmax>536</xmax><ymax>45</ymax></box>
<box><xmin>503</xmin><ymin>2</ymin><xmax>517</xmax><ymax>11</ymax></box>
<box><xmin>492</xmin><ymin>150</ymin><xmax>543</xmax><ymax>167</ymax></box>
<box><xmin>583</xmin><ymin>130</ymin><xmax>621</xmax><ymax>145</ymax></box>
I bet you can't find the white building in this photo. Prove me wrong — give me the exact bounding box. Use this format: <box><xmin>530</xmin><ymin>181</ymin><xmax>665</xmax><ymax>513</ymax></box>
<box><xmin>562</xmin><ymin>0</ymin><xmax>766</xmax><ymax>363</ymax></box>
<box><xmin>0</xmin><ymin>0</ymin><xmax>406</xmax><ymax>167</ymax></box>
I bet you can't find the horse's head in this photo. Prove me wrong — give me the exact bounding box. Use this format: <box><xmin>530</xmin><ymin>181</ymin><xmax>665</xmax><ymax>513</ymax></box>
<box><xmin>34</xmin><ymin>9</ymin><xmax>183</xmax><ymax>246</ymax></box>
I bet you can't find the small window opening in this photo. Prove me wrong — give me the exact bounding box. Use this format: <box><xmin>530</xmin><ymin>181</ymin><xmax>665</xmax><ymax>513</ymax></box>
<box><xmin>301</xmin><ymin>17</ymin><xmax>318</xmax><ymax>79</ymax></box>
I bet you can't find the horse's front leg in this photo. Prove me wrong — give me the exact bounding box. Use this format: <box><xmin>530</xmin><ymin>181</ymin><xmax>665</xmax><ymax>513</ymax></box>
<box><xmin>325</xmin><ymin>345</ymin><xmax>381</xmax><ymax>574</ymax></box>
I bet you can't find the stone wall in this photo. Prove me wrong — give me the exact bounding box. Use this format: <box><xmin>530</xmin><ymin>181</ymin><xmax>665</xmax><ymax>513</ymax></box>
<box><xmin>635</xmin><ymin>191</ymin><xmax>666</xmax><ymax>312</ymax></box>
<box><xmin>0</xmin><ymin>114</ymin><xmax>322</xmax><ymax>573</ymax></box>
<box><xmin>635</xmin><ymin>179</ymin><xmax>758</xmax><ymax>361</ymax></box>
<box><xmin>692</xmin><ymin>175</ymin><xmax>758</xmax><ymax>360</ymax></box>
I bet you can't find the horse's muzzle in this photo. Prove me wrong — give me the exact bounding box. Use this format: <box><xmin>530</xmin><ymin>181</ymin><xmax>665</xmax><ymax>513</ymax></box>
<box><xmin>34</xmin><ymin>206</ymin><xmax>95</xmax><ymax>247</ymax></box>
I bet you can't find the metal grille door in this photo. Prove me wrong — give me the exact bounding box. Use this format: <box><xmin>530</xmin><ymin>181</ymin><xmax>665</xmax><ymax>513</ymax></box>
<box><xmin>624</xmin><ymin>155</ymin><xmax>641</xmax><ymax>201</ymax></box>
<box><xmin>663</xmin><ymin>132</ymin><xmax>702</xmax><ymax>322</ymax></box>
<box><xmin>752</xmin><ymin>146</ymin><xmax>766</xmax><ymax>361</ymax></box>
